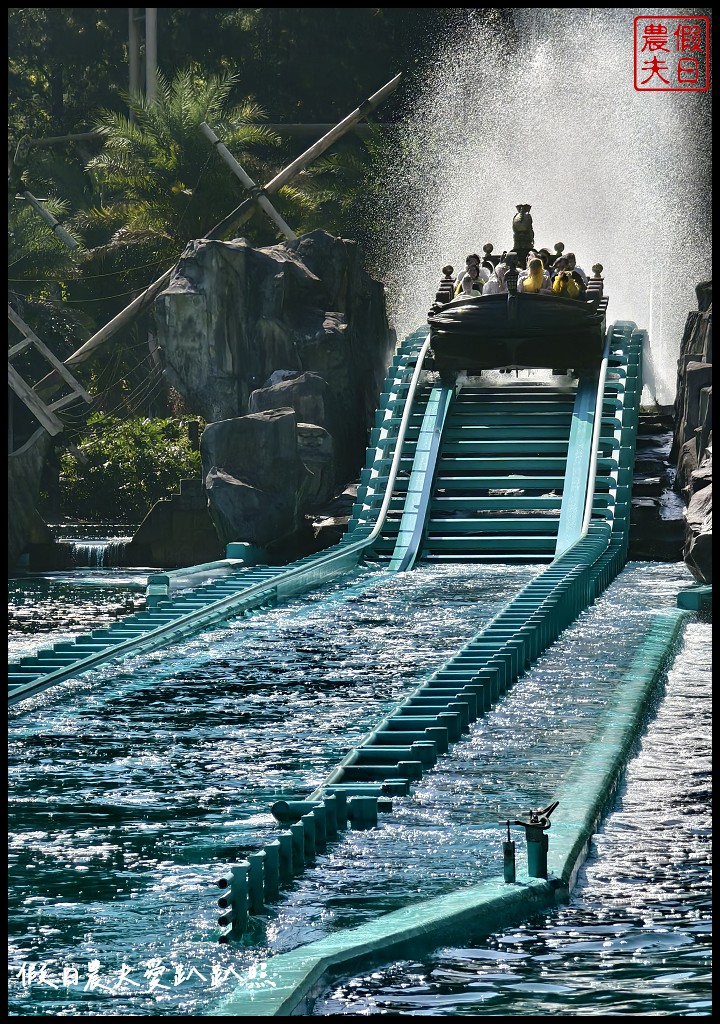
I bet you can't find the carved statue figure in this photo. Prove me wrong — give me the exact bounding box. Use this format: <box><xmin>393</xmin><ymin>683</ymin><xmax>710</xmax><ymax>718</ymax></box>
<box><xmin>512</xmin><ymin>204</ymin><xmax>534</xmax><ymax>257</ymax></box>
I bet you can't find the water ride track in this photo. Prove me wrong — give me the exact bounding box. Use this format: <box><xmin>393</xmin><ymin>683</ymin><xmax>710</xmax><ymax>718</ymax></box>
<box><xmin>211</xmin><ymin>319</ymin><xmax>644</xmax><ymax>944</ymax></box>
<box><xmin>7</xmin><ymin>329</ymin><xmax>430</xmax><ymax>706</ymax></box>
<box><xmin>8</xmin><ymin>320</ymin><xmax>641</xmax><ymax>742</ymax></box>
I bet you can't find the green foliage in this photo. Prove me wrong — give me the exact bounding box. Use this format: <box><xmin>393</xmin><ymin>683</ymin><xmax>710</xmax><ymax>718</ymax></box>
<box><xmin>58</xmin><ymin>414</ymin><xmax>204</xmax><ymax>523</ymax></box>
<box><xmin>8</xmin><ymin>8</ymin><xmax>127</xmax><ymax>137</ymax></box>
<box><xmin>85</xmin><ymin>67</ymin><xmax>284</xmax><ymax>245</ymax></box>
<box><xmin>8</xmin><ymin>197</ymin><xmax>93</xmax><ymax>369</ymax></box>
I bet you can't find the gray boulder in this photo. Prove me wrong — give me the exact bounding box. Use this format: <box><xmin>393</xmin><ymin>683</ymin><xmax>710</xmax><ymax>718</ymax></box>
<box><xmin>201</xmin><ymin>409</ymin><xmax>313</xmax><ymax>548</ymax></box>
<box><xmin>8</xmin><ymin>429</ymin><xmax>54</xmax><ymax>567</ymax></box>
<box><xmin>154</xmin><ymin>229</ymin><xmax>395</xmax><ymax>482</ymax></box>
<box><xmin>684</xmin><ymin>476</ymin><xmax>712</xmax><ymax>584</ymax></box>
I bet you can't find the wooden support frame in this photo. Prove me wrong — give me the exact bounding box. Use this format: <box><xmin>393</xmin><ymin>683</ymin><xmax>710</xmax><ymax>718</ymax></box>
<box><xmin>34</xmin><ymin>73</ymin><xmax>402</xmax><ymax>390</ymax></box>
<box><xmin>8</xmin><ymin>303</ymin><xmax>92</xmax><ymax>437</ymax></box>
<box><xmin>199</xmin><ymin>121</ymin><xmax>297</xmax><ymax>240</ymax></box>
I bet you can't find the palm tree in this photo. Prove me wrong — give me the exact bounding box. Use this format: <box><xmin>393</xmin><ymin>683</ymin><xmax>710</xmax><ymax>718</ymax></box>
<box><xmin>292</xmin><ymin>124</ymin><xmax>389</xmax><ymax>245</ymax></box>
<box><xmin>83</xmin><ymin>67</ymin><xmax>288</xmax><ymax>259</ymax></box>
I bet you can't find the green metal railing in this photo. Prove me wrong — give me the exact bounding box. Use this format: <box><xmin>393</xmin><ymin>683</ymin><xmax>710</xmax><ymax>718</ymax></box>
<box><xmin>8</xmin><ymin>330</ymin><xmax>431</xmax><ymax>707</ymax></box>
<box><xmin>212</xmin><ymin>321</ymin><xmax>644</xmax><ymax>942</ymax></box>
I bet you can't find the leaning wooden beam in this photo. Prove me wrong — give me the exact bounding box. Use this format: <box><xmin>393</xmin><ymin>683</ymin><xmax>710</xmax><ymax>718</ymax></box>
<box><xmin>7</xmin><ymin>305</ymin><xmax>91</xmax><ymax>401</ymax></box>
<box><xmin>209</xmin><ymin>72</ymin><xmax>401</xmax><ymax>240</ymax></box>
<box><xmin>199</xmin><ymin>122</ymin><xmax>297</xmax><ymax>240</ymax></box>
<box><xmin>23</xmin><ymin>131</ymin><xmax>103</xmax><ymax>148</ymax></box>
<box><xmin>264</xmin><ymin>123</ymin><xmax>376</xmax><ymax>138</ymax></box>
<box><xmin>7</xmin><ymin>363</ymin><xmax>65</xmax><ymax>436</ymax></box>
<box><xmin>35</xmin><ymin>72</ymin><xmax>402</xmax><ymax>386</ymax></box>
<box><xmin>22</xmin><ymin>190</ymin><xmax>80</xmax><ymax>250</ymax></box>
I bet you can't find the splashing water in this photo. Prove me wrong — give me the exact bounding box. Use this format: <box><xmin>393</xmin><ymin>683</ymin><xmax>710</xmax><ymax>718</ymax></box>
<box><xmin>375</xmin><ymin>8</ymin><xmax>711</xmax><ymax>405</ymax></box>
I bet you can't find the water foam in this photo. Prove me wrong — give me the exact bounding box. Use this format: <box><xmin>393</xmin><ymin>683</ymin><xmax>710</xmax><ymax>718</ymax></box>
<box><xmin>374</xmin><ymin>8</ymin><xmax>711</xmax><ymax>404</ymax></box>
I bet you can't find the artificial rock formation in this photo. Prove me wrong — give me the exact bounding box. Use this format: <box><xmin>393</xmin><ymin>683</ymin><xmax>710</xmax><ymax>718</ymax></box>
<box><xmin>671</xmin><ymin>280</ymin><xmax>712</xmax><ymax>584</ymax></box>
<box><xmin>200</xmin><ymin>408</ymin><xmax>313</xmax><ymax>550</ymax></box>
<box><xmin>153</xmin><ymin>229</ymin><xmax>395</xmax><ymax>551</ymax></box>
<box><xmin>8</xmin><ymin>428</ymin><xmax>54</xmax><ymax>567</ymax></box>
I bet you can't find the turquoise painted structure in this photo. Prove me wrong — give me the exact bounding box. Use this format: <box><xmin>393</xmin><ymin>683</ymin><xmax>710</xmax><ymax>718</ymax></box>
<box><xmin>209</xmin><ymin>319</ymin><xmax>646</xmax><ymax>941</ymax></box>
<box><xmin>208</xmin><ymin>607</ymin><xmax>689</xmax><ymax>1016</ymax></box>
<box><xmin>9</xmin><ymin>314</ymin><xmax>694</xmax><ymax>1015</ymax></box>
<box><xmin>677</xmin><ymin>584</ymin><xmax>712</xmax><ymax>611</ymax></box>
<box><xmin>8</xmin><ymin>330</ymin><xmax>430</xmax><ymax>705</ymax></box>
<box><xmin>7</xmin><ymin>321</ymin><xmax>640</xmax><ymax>706</ymax></box>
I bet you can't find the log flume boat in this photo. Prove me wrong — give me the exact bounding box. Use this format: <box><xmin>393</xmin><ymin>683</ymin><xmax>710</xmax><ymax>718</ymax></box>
<box><xmin>427</xmin><ymin>211</ymin><xmax>609</xmax><ymax>375</ymax></box>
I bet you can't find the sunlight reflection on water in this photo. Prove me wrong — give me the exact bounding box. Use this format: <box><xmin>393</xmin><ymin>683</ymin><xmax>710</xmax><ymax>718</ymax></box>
<box><xmin>8</xmin><ymin>561</ymin><xmax>710</xmax><ymax>1016</ymax></box>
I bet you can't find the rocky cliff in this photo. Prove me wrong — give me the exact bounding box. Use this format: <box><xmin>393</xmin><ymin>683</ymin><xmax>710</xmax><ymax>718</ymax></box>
<box><xmin>8</xmin><ymin>249</ymin><xmax>711</xmax><ymax>582</ymax></box>
<box><xmin>671</xmin><ymin>281</ymin><xmax>712</xmax><ymax>583</ymax></box>
<box><xmin>149</xmin><ymin>229</ymin><xmax>395</xmax><ymax>556</ymax></box>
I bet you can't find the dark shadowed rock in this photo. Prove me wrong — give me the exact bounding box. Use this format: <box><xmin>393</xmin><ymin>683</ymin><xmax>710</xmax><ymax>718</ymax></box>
<box><xmin>148</xmin><ymin>230</ymin><xmax>396</xmax><ymax>559</ymax></box>
<box><xmin>8</xmin><ymin>429</ymin><xmax>54</xmax><ymax>567</ymax></box>
<box><xmin>154</xmin><ymin>229</ymin><xmax>395</xmax><ymax>485</ymax></box>
<box><xmin>249</xmin><ymin>371</ymin><xmax>334</xmax><ymax>433</ymax></box>
<box><xmin>131</xmin><ymin>478</ymin><xmax>223</xmax><ymax>567</ymax></box>
<box><xmin>201</xmin><ymin>409</ymin><xmax>313</xmax><ymax>548</ymax></box>
<box><xmin>296</xmin><ymin>423</ymin><xmax>335</xmax><ymax>506</ymax></box>
<box><xmin>684</xmin><ymin>480</ymin><xmax>712</xmax><ymax>584</ymax></box>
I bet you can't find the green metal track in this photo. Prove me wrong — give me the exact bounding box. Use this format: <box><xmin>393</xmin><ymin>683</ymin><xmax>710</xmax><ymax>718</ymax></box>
<box><xmin>388</xmin><ymin>384</ymin><xmax>454</xmax><ymax>571</ymax></box>
<box><xmin>9</xmin><ymin>321</ymin><xmax>642</xmax><ymax>762</ymax></box>
<box><xmin>8</xmin><ymin>329</ymin><xmax>432</xmax><ymax>707</ymax></box>
<box><xmin>211</xmin><ymin>320</ymin><xmax>644</xmax><ymax>944</ymax></box>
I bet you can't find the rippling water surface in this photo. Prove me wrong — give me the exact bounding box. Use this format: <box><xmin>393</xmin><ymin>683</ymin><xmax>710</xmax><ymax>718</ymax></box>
<box><xmin>7</xmin><ymin>561</ymin><xmax>711</xmax><ymax>1016</ymax></box>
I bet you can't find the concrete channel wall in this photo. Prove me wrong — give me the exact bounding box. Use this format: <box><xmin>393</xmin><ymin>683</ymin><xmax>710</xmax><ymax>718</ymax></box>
<box><xmin>208</xmin><ymin>605</ymin><xmax>689</xmax><ymax>1017</ymax></box>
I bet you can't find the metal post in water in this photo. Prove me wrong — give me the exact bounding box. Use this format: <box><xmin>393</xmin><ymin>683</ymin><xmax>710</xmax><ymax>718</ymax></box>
<box><xmin>263</xmin><ymin>840</ymin><xmax>280</xmax><ymax>901</ymax></box>
<box><xmin>348</xmin><ymin>795</ymin><xmax>378</xmax><ymax>830</ymax></box>
<box><xmin>323</xmin><ymin>795</ymin><xmax>338</xmax><ymax>839</ymax></box>
<box><xmin>514</xmin><ymin>801</ymin><xmax>559</xmax><ymax>880</ymax></box>
<box><xmin>311</xmin><ymin>805</ymin><xmax>327</xmax><ymax>851</ymax></box>
<box><xmin>301</xmin><ymin>813</ymin><xmax>316</xmax><ymax>860</ymax></box>
<box><xmin>247</xmin><ymin>850</ymin><xmax>266</xmax><ymax>913</ymax></box>
<box><xmin>289</xmin><ymin>823</ymin><xmax>305</xmax><ymax>872</ymax></box>
<box><xmin>277</xmin><ymin>831</ymin><xmax>294</xmax><ymax>883</ymax></box>
<box><xmin>503</xmin><ymin>821</ymin><xmax>516</xmax><ymax>883</ymax></box>
<box><xmin>216</xmin><ymin>861</ymin><xmax>250</xmax><ymax>941</ymax></box>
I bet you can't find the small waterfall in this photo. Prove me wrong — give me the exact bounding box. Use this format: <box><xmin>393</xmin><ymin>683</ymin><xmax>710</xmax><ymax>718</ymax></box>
<box><xmin>68</xmin><ymin>537</ymin><xmax>134</xmax><ymax>567</ymax></box>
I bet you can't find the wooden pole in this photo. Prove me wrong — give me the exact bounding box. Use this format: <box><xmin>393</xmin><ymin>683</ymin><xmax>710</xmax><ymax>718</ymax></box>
<box><xmin>8</xmin><ymin>304</ymin><xmax>91</xmax><ymax>401</ymax></box>
<box><xmin>145</xmin><ymin>8</ymin><xmax>157</xmax><ymax>103</ymax></box>
<box><xmin>199</xmin><ymin>122</ymin><xmax>297</xmax><ymax>240</ymax></box>
<box><xmin>208</xmin><ymin>73</ymin><xmax>402</xmax><ymax>240</ymax></box>
<box><xmin>128</xmin><ymin>8</ymin><xmax>141</xmax><ymax>103</ymax></box>
<box><xmin>7</xmin><ymin>364</ymin><xmax>65</xmax><ymax>436</ymax></box>
<box><xmin>36</xmin><ymin>72</ymin><xmax>402</xmax><ymax>385</ymax></box>
<box><xmin>22</xmin><ymin>190</ymin><xmax>80</xmax><ymax>250</ymax></box>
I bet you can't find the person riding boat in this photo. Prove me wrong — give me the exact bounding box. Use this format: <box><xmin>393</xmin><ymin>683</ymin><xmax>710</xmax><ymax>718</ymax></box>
<box><xmin>482</xmin><ymin>261</ymin><xmax>508</xmax><ymax>295</ymax></box>
<box><xmin>457</xmin><ymin>270</ymin><xmax>483</xmax><ymax>298</ymax></box>
<box><xmin>552</xmin><ymin>268</ymin><xmax>581</xmax><ymax>299</ymax></box>
<box><xmin>518</xmin><ymin>257</ymin><xmax>548</xmax><ymax>293</ymax></box>
<box><xmin>454</xmin><ymin>262</ymin><xmax>483</xmax><ymax>297</ymax></box>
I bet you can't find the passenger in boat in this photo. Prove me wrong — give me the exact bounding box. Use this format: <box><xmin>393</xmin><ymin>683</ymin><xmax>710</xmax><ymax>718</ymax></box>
<box><xmin>454</xmin><ymin>262</ymin><xmax>483</xmax><ymax>297</ymax></box>
<box><xmin>454</xmin><ymin>253</ymin><xmax>481</xmax><ymax>288</ymax></box>
<box><xmin>518</xmin><ymin>257</ymin><xmax>548</xmax><ymax>294</ymax></box>
<box><xmin>569</xmin><ymin>269</ymin><xmax>587</xmax><ymax>299</ymax></box>
<box><xmin>477</xmin><ymin>262</ymin><xmax>492</xmax><ymax>286</ymax></box>
<box><xmin>518</xmin><ymin>251</ymin><xmax>552</xmax><ymax>292</ymax></box>
<box><xmin>482</xmin><ymin>261</ymin><xmax>508</xmax><ymax>295</ymax></box>
<box><xmin>564</xmin><ymin>252</ymin><xmax>588</xmax><ymax>285</ymax></box>
<box><xmin>457</xmin><ymin>268</ymin><xmax>483</xmax><ymax>298</ymax></box>
<box><xmin>549</xmin><ymin>254</ymin><xmax>569</xmax><ymax>282</ymax></box>
<box><xmin>538</xmin><ymin>247</ymin><xmax>554</xmax><ymax>271</ymax></box>
<box><xmin>552</xmin><ymin>268</ymin><xmax>581</xmax><ymax>299</ymax></box>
